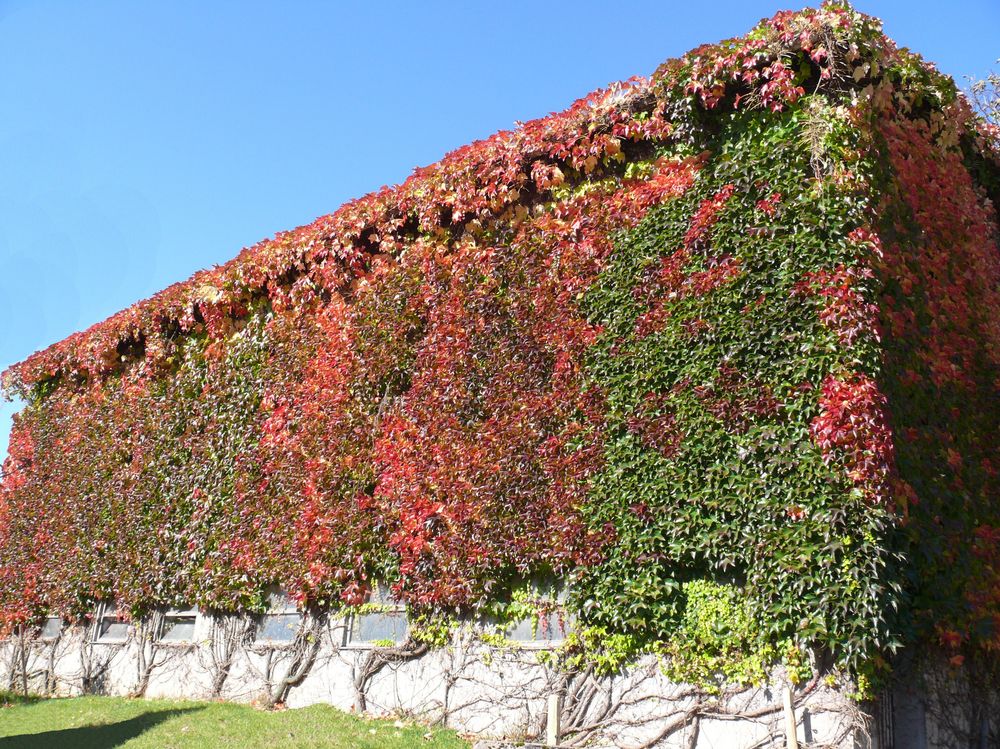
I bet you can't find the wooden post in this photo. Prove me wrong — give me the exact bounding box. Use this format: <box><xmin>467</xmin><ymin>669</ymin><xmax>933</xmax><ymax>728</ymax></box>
<box><xmin>783</xmin><ymin>684</ymin><xmax>799</xmax><ymax>749</ymax></box>
<box><xmin>546</xmin><ymin>692</ymin><xmax>561</xmax><ymax>747</ymax></box>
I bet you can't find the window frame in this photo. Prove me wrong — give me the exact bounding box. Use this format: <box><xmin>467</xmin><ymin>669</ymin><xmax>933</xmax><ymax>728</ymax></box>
<box><xmin>92</xmin><ymin>601</ymin><xmax>130</xmax><ymax>644</ymax></box>
<box><xmin>345</xmin><ymin>583</ymin><xmax>408</xmax><ymax>648</ymax></box>
<box><xmin>156</xmin><ymin>606</ymin><xmax>199</xmax><ymax>644</ymax></box>
<box><xmin>254</xmin><ymin>588</ymin><xmax>304</xmax><ymax>646</ymax></box>
<box><xmin>489</xmin><ymin>579</ymin><xmax>573</xmax><ymax>649</ymax></box>
<box><xmin>503</xmin><ymin>608</ymin><xmax>571</xmax><ymax>648</ymax></box>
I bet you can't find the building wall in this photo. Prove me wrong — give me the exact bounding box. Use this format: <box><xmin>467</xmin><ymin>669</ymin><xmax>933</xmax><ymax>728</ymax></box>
<box><xmin>0</xmin><ymin>613</ymin><xmax>872</xmax><ymax>748</ymax></box>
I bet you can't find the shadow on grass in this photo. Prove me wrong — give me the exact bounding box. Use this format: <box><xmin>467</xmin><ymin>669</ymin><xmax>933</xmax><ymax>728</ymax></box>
<box><xmin>0</xmin><ymin>706</ymin><xmax>204</xmax><ymax>748</ymax></box>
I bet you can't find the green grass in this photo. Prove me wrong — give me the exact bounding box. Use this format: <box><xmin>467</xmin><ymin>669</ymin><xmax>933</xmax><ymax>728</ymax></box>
<box><xmin>0</xmin><ymin>692</ymin><xmax>470</xmax><ymax>748</ymax></box>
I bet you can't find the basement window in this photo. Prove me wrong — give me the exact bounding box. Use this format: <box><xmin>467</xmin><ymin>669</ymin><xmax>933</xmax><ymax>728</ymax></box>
<box><xmin>256</xmin><ymin>588</ymin><xmax>302</xmax><ymax>643</ymax></box>
<box><xmin>507</xmin><ymin>609</ymin><xmax>569</xmax><ymax>644</ymax></box>
<box><xmin>94</xmin><ymin>601</ymin><xmax>129</xmax><ymax>644</ymax></box>
<box><xmin>39</xmin><ymin>616</ymin><xmax>63</xmax><ymax>640</ymax></box>
<box><xmin>504</xmin><ymin>579</ymin><xmax>572</xmax><ymax>645</ymax></box>
<box><xmin>348</xmin><ymin>583</ymin><xmax>407</xmax><ymax>646</ymax></box>
<box><xmin>158</xmin><ymin>606</ymin><xmax>198</xmax><ymax>643</ymax></box>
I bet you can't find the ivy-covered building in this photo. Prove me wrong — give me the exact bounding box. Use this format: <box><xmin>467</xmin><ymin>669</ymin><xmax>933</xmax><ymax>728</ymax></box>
<box><xmin>1</xmin><ymin>3</ymin><xmax>998</xmax><ymax>746</ymax></box>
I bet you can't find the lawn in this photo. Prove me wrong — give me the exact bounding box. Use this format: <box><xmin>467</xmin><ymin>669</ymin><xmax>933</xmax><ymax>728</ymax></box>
<box><xmin>0</xmin><ymin>692</ymin><xmax>470</xmax><ymax>748</ymax></box>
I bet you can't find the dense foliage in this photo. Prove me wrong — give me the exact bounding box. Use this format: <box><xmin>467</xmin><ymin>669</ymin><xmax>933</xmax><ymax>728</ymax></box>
<box><xmin>2</xmin><ymin>2</ymin><xmax>999</xmax><ymax>685</ymax></box>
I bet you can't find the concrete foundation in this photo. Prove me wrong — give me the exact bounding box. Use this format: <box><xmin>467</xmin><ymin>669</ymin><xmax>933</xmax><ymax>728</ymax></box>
<box><xmin>0</xmin><ymin>613</ymin><xmax>881</xmax><ymax>748</ymax></box>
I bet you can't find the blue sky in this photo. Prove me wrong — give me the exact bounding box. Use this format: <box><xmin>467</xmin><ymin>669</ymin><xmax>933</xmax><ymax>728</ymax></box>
<box><xmin>1</xmin><ymin>0</ymin><xmax>997</xmax><ymax>461</ymax></box>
